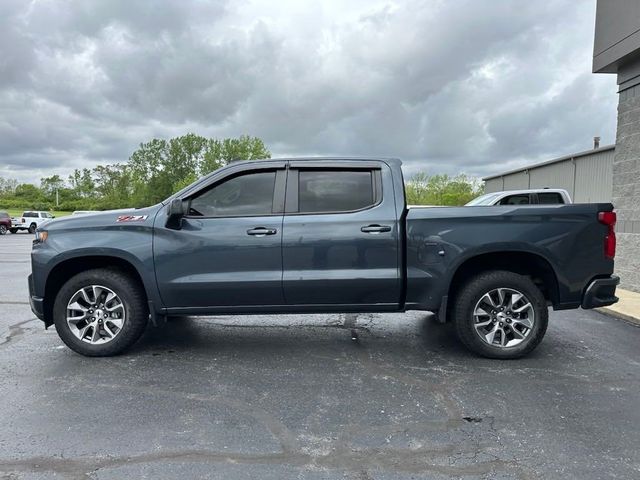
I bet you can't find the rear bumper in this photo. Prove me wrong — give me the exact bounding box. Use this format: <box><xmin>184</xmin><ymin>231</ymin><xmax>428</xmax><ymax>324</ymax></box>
<box><xmin>28</xmin><ymin>274</ymin><xmax>45</xmax><ymax>322</ymax></box>
<box><xmin>581</xmin><ymin>275</ymin><xmax>619</xmax><ymax>309</ymax></box>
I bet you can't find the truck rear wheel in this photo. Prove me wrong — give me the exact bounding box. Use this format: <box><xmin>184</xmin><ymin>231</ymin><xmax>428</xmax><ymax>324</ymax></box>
<box><xmin>53</xmin><ymin>268</ymin><xmax>148</xmax><ymax>356</ymax></box>
<box><xmin>452</xmin><ymin>270</ymin><xmax>548</xmax><ymax>359</ymax></box>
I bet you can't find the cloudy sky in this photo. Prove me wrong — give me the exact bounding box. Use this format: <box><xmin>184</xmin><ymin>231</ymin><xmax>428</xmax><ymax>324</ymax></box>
<box><xmin>0</xmin><ymin>0</ymin><xmax>618</xmax><ymax>183</ymax></box>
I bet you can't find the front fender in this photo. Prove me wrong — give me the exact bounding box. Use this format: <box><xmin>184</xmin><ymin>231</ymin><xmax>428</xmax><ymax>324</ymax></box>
<box><xmin>31</xmin><ymin>221</ymin><xmax>163</xmax><ymax>325</ymax></box>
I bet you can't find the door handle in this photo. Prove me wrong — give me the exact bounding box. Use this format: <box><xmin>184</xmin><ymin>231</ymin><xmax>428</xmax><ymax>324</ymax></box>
<box><xmin>361</xmin><ymin>224</ymin><xmax>392</xmax><ymax>234</ymax></box>
<box><xmin>246</xmin><ymin>227</ymin><xmax>277</xmax><ymax>236</ymax></box>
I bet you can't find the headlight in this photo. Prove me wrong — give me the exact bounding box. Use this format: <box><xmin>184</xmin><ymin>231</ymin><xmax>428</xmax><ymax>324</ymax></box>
<box><xmin>34</xmin><ymin>230</ymin><xmax>48</xmax><ymax>244</ymax></box>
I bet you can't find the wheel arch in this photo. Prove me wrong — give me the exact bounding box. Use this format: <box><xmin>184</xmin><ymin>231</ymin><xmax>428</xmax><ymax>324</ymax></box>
<box><xmin>446</xmin><ymin>250</ymin><xmax>560</xmax><ymax>310</ymax></box>
<box><xmin>43</xmin><ymin>255</ymin><xmax>150</xmax><ymax>327</ymax></box>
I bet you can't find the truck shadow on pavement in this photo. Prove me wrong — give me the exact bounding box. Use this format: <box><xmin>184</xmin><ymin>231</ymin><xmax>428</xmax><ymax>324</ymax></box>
<box><xmin>129</xmin><ymin>312</ymin><xmax>474</xmax><ymax>360</ymax></box>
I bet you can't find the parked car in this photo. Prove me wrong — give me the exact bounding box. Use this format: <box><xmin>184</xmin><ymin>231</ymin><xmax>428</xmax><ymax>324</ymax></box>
<box><xmin>0</xmin><ymin>211</ymin><xmax>11</xmax><ymax>235</ymax></box>
<box><xmin>465</xmin><ymin>188</ymin><xmax>572</xmax><ymax>206</ymax></box>
<box><xmin>29</xmin><ymin>158</ymin><xmax>618</xmax><ymax>358</ymax></box>
<box><xmin>10</xmin><ymin>211</ymin><xmax>54</xmax><ymax>234</ymax></box>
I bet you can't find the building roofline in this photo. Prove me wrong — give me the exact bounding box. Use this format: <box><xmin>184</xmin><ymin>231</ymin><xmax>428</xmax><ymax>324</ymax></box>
<box><xmin>482</xmin><ymin>144</ymin><xmax>615</xmax><ymax>181</ymax></box>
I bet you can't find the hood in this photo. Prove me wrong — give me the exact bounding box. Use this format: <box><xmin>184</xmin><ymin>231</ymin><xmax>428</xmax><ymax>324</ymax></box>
<box><xmin>42</xmin><ymin>204</ymin><xmax>163</xmax><ymax>232</ymax></box>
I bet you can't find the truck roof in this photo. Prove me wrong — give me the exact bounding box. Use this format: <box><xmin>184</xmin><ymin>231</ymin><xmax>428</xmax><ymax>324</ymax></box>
<box><xmin>237</xmin><ymin>156</ymin><xmax>402</xmax><ymax>166</ymax></box>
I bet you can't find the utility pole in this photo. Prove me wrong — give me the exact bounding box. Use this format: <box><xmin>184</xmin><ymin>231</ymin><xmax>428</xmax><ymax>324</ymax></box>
<box><xmin>56</xmin><ymin>188</ymin><xmax>59</xmax><ymax>207</ymax></box>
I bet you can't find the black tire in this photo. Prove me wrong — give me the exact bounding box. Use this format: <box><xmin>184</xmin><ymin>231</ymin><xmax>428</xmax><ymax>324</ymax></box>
<box><xmin>452</xmin><ymin>270</ymin><xmax>548</xmax><ymax>359</ymax></box>
<box><xmin>9</xmin><ymin>228</ymin><xmax>17</xmax><ymax>234</ymax></box>
<box><xmin>53</xmin><ymin>268</ymin><xmax>148</xmax><ymax>356</ymax></box>
<box><xmin>28</xmin><ymin>223</ymin><xmax>37</xmax><ymax>234</ymax></box>
<box><xmin>0</xmin><ymin>225</ymin><xmax>6</xmax><ymax>235</ymax></box>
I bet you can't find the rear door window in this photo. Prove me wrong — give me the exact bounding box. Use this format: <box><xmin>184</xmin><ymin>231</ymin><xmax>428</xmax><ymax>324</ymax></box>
<box><xmin>297</xmin><ymin>170</ymin><xmax>376</xmax><ymax>213</ymax></box>
<box><xmin>537</xmin><ymin>192</ymin><xmax>564</xmax><ymax>204</ymax></box>
<box><xmin>499</xmin><ymin>194</ymin><xmax>531</xmax><ymax>205</ymax></box>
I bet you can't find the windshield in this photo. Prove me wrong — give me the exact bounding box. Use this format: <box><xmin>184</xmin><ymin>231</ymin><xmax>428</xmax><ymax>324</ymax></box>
<box><xmin>465</xmin><ymin>192</ymin><xmax>502</xmax><ymax>206</ymax></box>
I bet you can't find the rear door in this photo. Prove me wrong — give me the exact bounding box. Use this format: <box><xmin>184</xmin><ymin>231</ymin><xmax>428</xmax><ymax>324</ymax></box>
<box><xmin>281</xmin><ymin>161</ymin><xmax>401</xmax><ymax>307</ymax></box>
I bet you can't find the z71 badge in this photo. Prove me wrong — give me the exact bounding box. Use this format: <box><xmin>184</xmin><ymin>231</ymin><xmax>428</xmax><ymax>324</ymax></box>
<box><xmin>116</xmin><ymin>215</ymin><xmax>148</xmax><ymax>222</ymax></box>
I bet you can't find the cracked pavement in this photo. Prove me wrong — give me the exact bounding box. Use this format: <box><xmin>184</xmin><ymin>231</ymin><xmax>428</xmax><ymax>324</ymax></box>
<box><xmin>1</xmin><ymin>234</ymin><xmax>639</xmax><ymax>479</ymax></box>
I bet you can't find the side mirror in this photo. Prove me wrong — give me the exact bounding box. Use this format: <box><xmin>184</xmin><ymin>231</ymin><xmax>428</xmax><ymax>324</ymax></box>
<box><xmin>166</xmin><ymin>198</ymin><xmax>186</xmax><ymax>229</ymax></box>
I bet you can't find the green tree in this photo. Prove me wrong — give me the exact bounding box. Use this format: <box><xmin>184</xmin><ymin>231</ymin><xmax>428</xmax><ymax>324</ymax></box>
<box><xmin>68</xmin><ymin>168</ymin><xmax>96</xmax><ymax>198</ymax></box>
<box><xmin>0</xmin><ymin>134</ymin><xmax>271</xmax><ymax>211</ymax></box>
<box><xmin>93</xmin><ymin>164</ymin><xmax>132</xmax><ymax>209</ymax></box>
<box><xmin>0</xmin><ymin>177</ymin><xmax>18</xmax><ymax>194</ymax></box>
<box><xmin>40</xmin><ymin>175</ymin><xmax>65</xmax><ymax>198</ymax></box>
<box><xmin>405</xmin><ymin>172</ymin><xmax>484</xmax><ymax>206</ymax></box>
<box><xmin>127</xmin><ymin>134</ymin><xmax>270</xmax><ymax>206</ymax></box>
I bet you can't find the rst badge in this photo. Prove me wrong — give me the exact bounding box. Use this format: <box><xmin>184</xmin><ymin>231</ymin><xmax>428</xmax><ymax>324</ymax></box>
<box><xmin>116</xmin><ymin>215</ymin><xmax>148</xmax><ymax>222</ymax></box>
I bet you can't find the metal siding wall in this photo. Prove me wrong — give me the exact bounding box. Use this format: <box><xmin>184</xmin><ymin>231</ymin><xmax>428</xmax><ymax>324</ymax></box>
<box><xmin>484</xmin><ymin>178</ymin><xmax>503</xmax><ymax>193</ymax></box>
<box><xmin>573</xmin><ymin>149</ymin><xmax>614</xmax><ymax>203</ymax></box>
<box><xmin>483</xmin><ymin>148</ymin><xmax>615</xmax><ymax>201</ymax></box>
<box><xmin>502</xmin><ymin>171</ymin><xmax>529</xmax><ymax>190</ymax></box>
<box><xmin>528</xmin><ymin>161</ymin><xmax>575</xmax><ymax>197</ymax></box>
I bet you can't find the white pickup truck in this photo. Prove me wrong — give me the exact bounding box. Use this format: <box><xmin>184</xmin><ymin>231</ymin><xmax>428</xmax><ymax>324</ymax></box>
<box><xmin>465</xmin><ymin>188</ymin><xmax>572</xmax><ymax>206</ymax></box>
<box><xmin>10</xmin><ymin>211</ymin><xmax>55</xmax><ymax>234</ymax></box>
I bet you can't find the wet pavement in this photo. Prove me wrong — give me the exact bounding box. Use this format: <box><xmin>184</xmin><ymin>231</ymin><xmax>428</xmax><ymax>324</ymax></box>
<box><xmin>0</xmin><ymin>233</ymin><xmax>639</xmax><ymax>479</ymax></box>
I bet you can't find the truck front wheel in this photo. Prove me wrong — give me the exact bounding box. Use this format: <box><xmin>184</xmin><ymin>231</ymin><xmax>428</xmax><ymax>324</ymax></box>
<box><xmin>53</xmin><ymin>268</ymin><xmax>148</xmax><ymax>356</ymax></box>
<box><xmin>453</xmin><ymin>270</ymin><xmax>548</xmax><ymax>359</ymax></box>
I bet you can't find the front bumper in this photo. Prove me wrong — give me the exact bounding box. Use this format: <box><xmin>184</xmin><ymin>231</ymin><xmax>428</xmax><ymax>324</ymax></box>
<box><xmin>28</xmin><ymin>274</ymin><xmax>45</xmax><ymax>321</ymax></box>
<box><xmin>581</xmin><ymin>275</ymin><xmax>619</xmax><ymax>309</ymax></box>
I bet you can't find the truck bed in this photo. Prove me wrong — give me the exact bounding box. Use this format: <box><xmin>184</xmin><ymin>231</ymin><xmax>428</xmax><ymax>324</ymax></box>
<box><xmin>404</xmin><ymin>203</ymin><xmax>615</xmax><ymax>312</ymax></box>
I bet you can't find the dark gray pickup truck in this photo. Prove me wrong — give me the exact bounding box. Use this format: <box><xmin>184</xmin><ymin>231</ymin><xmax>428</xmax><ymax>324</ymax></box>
<box><xmin>29</xmin><ymin>157</ymin><xmax>619</xmax><ymax>358</ymax></box>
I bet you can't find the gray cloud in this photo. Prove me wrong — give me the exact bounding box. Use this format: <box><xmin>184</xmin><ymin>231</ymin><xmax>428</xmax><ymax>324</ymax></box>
<box><xmin>0</xmin><ymin>0</ymin><xmax>618</xmax><ymax>183</ymax></box>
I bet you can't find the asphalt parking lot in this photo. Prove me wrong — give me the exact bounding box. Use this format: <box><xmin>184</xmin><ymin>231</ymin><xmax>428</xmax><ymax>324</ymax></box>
<box><xmin>0</xmin><ymin>233</ymin><xmax>639</xmax><ymax>479</ymax></box>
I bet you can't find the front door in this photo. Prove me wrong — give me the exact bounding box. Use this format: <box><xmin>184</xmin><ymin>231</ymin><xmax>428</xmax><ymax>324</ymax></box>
<box><xmin>154</xmin><ymin>165</ymin><xmax>286</xmax><ymax>309</ymax></box>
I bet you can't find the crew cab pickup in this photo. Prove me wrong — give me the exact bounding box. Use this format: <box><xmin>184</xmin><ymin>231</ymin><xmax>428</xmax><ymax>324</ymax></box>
<box><xmin>28</xmin><ymin>158</ymin><xmax>619</xmax><ymax>358</ymax></box>
<box><xmin>11</xmin><ymin>211</ymin><xmax>54</xmax><ymax>234</ymax></box>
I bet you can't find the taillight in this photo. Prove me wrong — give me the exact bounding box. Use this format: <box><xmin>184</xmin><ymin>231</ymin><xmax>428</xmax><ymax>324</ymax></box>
<box><xmin>598</xmin><ymin>211</ymin><xmax>616</xmax><ymax>259</ymax></box>
<box><xmin>21</xmin><ymin>218</ymin><xmax>25</xmax><ymax>223</ymax></box>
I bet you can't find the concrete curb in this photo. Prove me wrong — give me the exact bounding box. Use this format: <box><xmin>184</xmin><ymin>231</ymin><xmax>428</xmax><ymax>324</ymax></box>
<box><xmin>596</xmin><ymin>287</ymin><xmax>640</xmax><ymax>326</ymax></box>
<box><xmin>597</xmin><ymin>306</ymin><xmax>640</xmax><ymax>326</ymax></box>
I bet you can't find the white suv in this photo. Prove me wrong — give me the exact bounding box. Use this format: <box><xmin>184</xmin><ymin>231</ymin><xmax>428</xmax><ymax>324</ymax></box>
<box><xmin>10</xmin><ymin>211</ymin><xmax>55</xmax><ymax>234</ymax></box>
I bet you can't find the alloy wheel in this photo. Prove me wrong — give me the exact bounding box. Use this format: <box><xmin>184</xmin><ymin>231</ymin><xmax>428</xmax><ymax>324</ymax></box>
<box><xmin>473</xmin><ymin>288</ymin><xmax>535</xmax><ymax>348</ymax></box>
<box><xmin>66</xmin><ymin>285</ymin><xmax>126</xmax><ymax>344</ymax></box>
